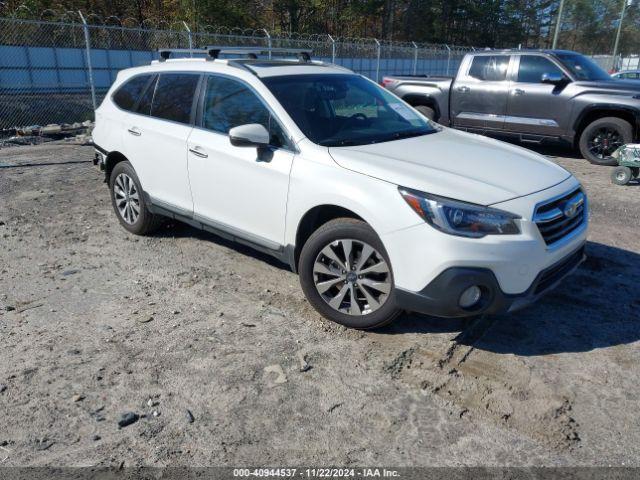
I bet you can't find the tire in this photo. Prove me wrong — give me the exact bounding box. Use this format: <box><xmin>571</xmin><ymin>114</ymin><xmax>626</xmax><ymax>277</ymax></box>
<box><xmin>109</xmin><ymin>161</ymin><xmax>162</xmax><ymax>235</ymax></box>
<box><xmin>415</xmin><ymin>105</ymin><xmax>435</xmax><ymax>121</ymax></box>
<box><xmin>611</xmin><ymin>166</ymin><xmax>632</xmax><ymax>186</ymax></box>
<box><xmin>579</xmin><ymin>116</ymin><xmax>633</xmax><ymax>166</ymax></box>
<box><xmin>298</xmin><ymin>218</ymin><xmax>401</xmax><ymax>330</ymax></box>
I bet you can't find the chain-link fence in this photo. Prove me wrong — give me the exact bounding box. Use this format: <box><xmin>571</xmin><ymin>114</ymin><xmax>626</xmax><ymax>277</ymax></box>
<box><xmin>0</xmin><ymin>15</ymin><xmax>475</xmax><ymax>134</ymax></box>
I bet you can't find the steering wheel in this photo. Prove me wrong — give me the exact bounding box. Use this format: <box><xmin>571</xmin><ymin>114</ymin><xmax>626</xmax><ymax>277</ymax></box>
<box><xmin>349</xmin><ymin>113</ymin><xmax>368</xmax><ymax>122</ymax></box>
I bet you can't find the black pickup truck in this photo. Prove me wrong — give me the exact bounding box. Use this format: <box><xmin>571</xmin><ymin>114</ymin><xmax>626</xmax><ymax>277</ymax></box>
<box><xmin>382</xmin><ymin>49</ymin><xmax>640</xmax><ymax>165</ymax></box>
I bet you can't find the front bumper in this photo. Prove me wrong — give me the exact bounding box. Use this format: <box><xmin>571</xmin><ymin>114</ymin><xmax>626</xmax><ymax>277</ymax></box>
<box><xmin>395</xmin><ymin>244</ymin><xmax>586</xmax><ymax>318</ymax></box>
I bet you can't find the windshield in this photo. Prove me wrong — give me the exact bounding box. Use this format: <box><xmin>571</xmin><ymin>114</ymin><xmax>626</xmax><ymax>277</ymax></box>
<box><xmin>262</xmin><ymin>74</ymin><xmax>438</xmax><ymax>147</ymax></box>
<box><xmin>555</xmin><ymin>53</ymin><xmax>612</xmax><ymax>81</ymax></box>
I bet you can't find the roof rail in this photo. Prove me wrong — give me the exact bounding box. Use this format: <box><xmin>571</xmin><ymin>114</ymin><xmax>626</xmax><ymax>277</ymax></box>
<box><xmin>157</xmin><ymin>46</ymin><xmax>313</xmax><ymax>63</ymax></box>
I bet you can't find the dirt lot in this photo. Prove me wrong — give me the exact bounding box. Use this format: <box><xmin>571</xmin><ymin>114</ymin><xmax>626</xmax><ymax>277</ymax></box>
<box><xmin>0</xmin><ymin>142</ymin><xmax>639</xmax><ymax>467</ymax></box>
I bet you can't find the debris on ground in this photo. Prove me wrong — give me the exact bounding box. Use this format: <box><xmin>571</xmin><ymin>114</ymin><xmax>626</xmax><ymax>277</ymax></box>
<box><xmin>117</xmin><ymin>412</ymin><xmax>140</xmax><ymax>428</ymax></box>
<box><xmin>1</xmin><ymin>121</ymin><xmax>93</xmax><ymax>147</ymax></box>
<box><xmin>185</xmin><ymin>410</ymin><xmax>195</xmax><ymax>424</ymax></box>
<box><xmin>298</xmin><ymin>352</ymin><xmax>311</xmax><ymax>372</ymax></box>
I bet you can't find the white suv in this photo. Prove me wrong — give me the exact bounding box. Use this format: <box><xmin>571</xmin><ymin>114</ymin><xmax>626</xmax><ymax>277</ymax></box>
<box><xmin>93</xmin><ymin>46</ymin><xmax>588</xmax><ymax>329</ymax></box>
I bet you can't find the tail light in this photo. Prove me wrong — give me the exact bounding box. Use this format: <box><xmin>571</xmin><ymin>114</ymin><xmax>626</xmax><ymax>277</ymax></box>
<box><xmin>381</xmin><ymin>77</ymin><xmax>397</xmax><ymax>88</ymax></box>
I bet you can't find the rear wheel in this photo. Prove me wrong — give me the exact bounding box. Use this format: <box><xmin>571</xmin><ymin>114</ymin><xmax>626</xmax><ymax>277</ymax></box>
<box><xmin>414</xmin><ymin>105</ymin><xmax>435</xmax><ymax>121</ymax></box>
<box><xmin>611</xmin><ymin>166</ymin><xmax>632</xmax><ymax>186</ymax></box>
<box><xmin>298</xmin><ymin>218</ymin><xmax>401</xmax><ymax>329</ymax></box>
<box><xmin>579</xmin><ymin>117</ymin><xmax>632</xmax><ymax>166</ymax></box>
<box><xmin>109</xmin><ymin>161</ymin><xmax>162</xmax><ymax>235</ymax></box>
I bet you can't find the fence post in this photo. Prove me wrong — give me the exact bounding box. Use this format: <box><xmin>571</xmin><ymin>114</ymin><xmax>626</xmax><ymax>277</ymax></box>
<box><xmin>328</xmin><ymin>34</ymin><xmax>336</xmax><ymax>64</ymax></box>
<box><xmin>183</xmin><ymin>21</ymin><xmax>193</xmax><ymax>56</ymax></box>
<box><xmin>374</xmin><ymin>38</ymin><xmax>381</xmax><ymax>82</ymax></box>
<box><xmin>262</xmin><ymin>28</ymin><xmax>271</xmax><ymax>59</ymax></box>
<box><xmin>412</xmin><ymin>41</ymin><xmax>418</xmax><ymax>75</ymax></box>
<box><xmin>78</xmin><ymin>11</ymin><xmax>97</xmax><ymax>112</ymax></box>
<box><xmin>445</xmin><ymin>44</ymin><xmax>451</xmax><ymax>76</ymax></box>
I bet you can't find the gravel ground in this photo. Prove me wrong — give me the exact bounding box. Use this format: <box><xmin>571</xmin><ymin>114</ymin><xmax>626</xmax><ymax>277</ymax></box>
<box><xmin>0</xmin><ymin>143</ymin><xmax>639</xmax><ymax>467</ymax></box>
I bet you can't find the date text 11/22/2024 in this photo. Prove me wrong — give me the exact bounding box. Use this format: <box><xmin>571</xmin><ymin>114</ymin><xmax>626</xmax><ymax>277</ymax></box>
<box><xmin>232</xmin><ymin>468</ymin><xmax>401</xmax><ymax>477</ymax></box>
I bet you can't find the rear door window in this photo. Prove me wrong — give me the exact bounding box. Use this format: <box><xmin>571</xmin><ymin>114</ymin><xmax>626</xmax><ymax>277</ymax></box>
<box><xmin>112</xmin><ymin>75</ymin><xmax>153</xmax><ymax>111</ymax></box>
<box><xmin>150</xmin><ymin>73</ymin><xmax>200</xmax><ymax>124</ymax></box>
<box><xmin>468</xmin><ymin>56</ymin><xmax>509</xmax><ymax>81</ymax></box>
<box><xmin>517</xmin><ymin>56</ymin><xmax>563</xmax><ymax>83</ymax></box>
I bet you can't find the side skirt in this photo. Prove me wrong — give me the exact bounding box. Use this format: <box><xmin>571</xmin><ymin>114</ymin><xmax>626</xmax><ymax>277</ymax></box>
<box><xmin>145</xmin><ymin>194</ymin><xmax>296</xmax><ymax>272</ymax></box>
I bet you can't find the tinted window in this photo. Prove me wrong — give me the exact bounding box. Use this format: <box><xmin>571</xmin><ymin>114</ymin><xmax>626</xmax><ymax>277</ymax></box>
<box><xmin>555</xmin><ymin>53</ymin><xmax>611</xmax><ymax>81</ymax></box>
<box><xmin>202</xmin><ymin>76</ymin><xmax>289</xmax><ymax>148</ymax></box>
<box><xmin>150</xmin><ymin>73</ymin><xmax>200</xmax><ymax>124</ymax></box>
<box><xmin>135</xmin><ymin>75</ymin><xmax>157</xmax><ymax>115</ymax></box>
<box><xmin>263</xmin><ymin>74</ymin><xmax>437</xmax><ymax>147</ymax></box>
<box><xmin>468</xmin><ymin>56</ymin><xmax>509</xmax><ymax>81</ymax></box>
<box><xmin>517</xmin><ymin>56</ymin><xmax>563</xmax><ymax>83</ymax></box>
<box><xmin>113</xmin><ymin>75</ymin><xmax>152</xmax><ymax>111</ymax></box>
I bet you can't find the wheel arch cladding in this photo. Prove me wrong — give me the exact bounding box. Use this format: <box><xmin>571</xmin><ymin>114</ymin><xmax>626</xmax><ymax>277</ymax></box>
<box><xmin>104</xmin><ymin>151</ymin><xmax>129</xmax><ymax>183</ymax></box>
<box><xmin>402</xmin><ymin>94</ymin><xmax>440</xmax><ymax>120</ymax></box>
<box><xmin>574</xmin><ymin>107</ymin><xmax>638</xmax><ymax>145</ymax></box>
<box><xmin>294</xmin><ymin>205</ymin><xmax>364</xmax><ymax>271</ymax></box>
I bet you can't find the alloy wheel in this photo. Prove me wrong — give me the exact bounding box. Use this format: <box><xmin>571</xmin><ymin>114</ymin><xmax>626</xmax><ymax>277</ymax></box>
<box><xmin>587</xmin><ymin>127</ymin><xmax>623</xmax><ymax>159</ymax></box>
<box><xmin>313</xmin><ymin>239</ymin><xmax>391</xmax><ymax>316</ymax></box>
<box><xmin>113</xmin><ymin>173</ymin><xmax>140</xmax><ymax>225</ymax></box>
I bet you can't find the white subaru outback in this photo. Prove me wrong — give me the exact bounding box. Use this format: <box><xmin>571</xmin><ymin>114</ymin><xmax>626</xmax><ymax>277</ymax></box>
<box><xmin>93</xmin><ymin>46</ymin><xmax>587</xmax><ymax>329</ymax></box>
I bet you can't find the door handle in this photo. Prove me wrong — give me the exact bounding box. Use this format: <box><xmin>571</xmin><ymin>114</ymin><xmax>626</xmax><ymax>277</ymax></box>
<box><xmin>189</xmin><ymin>146</ymin><xmax>208</xmax><ymax>158</ymax></box>
<box><xmin>513</xmin><ymin>88</ymin><xmax>525</xmax><ymax>96</ymax></box>
<box><xmin>457</xmin><ymin>86</ymin><xmax>470</xmax><ymax>93</ymax></box>
<box><xmin>127</xmin><ymin>127</ymin><xmax>141</xmax><ymax>136</ymax></box>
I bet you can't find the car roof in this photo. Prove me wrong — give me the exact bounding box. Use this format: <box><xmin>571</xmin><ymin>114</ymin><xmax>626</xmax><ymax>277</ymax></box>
<box><xmin>137</xmin><ymin>57</ymin><xmax>353</xmax><ymax>78</ymax></box>
<box><xmin>470</xmin><ymin>49</ymin><xmax>579</xmax><ymax>56</ymax></box>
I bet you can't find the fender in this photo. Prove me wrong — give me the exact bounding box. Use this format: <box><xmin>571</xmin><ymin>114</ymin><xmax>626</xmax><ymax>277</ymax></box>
<box><xmin>573</xmin><ymin>103</ymin><xmax>640</xmax><ymax>137</ymax></box>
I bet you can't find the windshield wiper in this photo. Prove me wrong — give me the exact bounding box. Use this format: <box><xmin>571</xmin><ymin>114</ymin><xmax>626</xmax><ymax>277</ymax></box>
<box><xmin>319</xmin><ymin>139</ymin><xmax>358</xmax><ymax>147</ymax></box>
<box><xmin>321</xmin><ymin>129</ymin><xmax>433</xmax><ymax>147</ymax></box>
<box><xmin>388</xmin><ymin>129</ymin><xmax>432</xmax><ymax>141</ymax></box>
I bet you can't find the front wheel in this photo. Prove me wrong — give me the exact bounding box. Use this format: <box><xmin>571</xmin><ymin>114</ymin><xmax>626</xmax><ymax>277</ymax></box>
<box><xmin>298</xmin><ymin>218</ymin><xmax>401</xmax><ymax>329</ymax></box>
<box><xmin>579</xmin><ymin>117</ymin><xmax>633</xmax><ymax>166</ymax></box>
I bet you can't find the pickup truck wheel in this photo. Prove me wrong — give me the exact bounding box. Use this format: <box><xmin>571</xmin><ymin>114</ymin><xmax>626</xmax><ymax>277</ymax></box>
<box><xmin>298</xmin><ymin>218</ymin><xmax>401</xmax><ymax>330</ymax></box>
<box><xmin>109</xmin><ymin>161</ymin><xmax>162</xmax><ymax>235</ymax></box>
<box><xmin>579</xmin><ymin>117</ymin><xmax>632</xmax><ymax>166</ymax></box>
<box><xmin>415</xmin><ymin>105</ymin><xmax>435</xmax><ymax>121</ymax></box>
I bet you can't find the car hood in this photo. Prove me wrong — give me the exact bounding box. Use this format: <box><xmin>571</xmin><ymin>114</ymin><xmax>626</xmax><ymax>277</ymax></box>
<box><xmin>573</xmin><ymin>79</ymin><xmax>640</xmax><ymax>94</ymax></box>
<box><xmin>328</xmin><ymin>128</ymin><xmax>571</xmax><ymax>206</ymax></box>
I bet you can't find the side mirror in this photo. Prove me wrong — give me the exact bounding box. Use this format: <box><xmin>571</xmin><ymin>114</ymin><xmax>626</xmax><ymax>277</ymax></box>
<box><xmin>229</xmin><ymin>124</ymin><xmax>270</xmax><ymax>148</ymax></box>
<box><xmin>541</xmin><ymin>72</ymin><xmax>568</xmax><ymax>85</ymax></box>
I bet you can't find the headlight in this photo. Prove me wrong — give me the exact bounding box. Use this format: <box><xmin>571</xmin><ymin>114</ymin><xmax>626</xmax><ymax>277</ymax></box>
<box><xmin>398</xmin><ymin>187</ymin><xmax>520</xmax><ymax>238</ymax></box>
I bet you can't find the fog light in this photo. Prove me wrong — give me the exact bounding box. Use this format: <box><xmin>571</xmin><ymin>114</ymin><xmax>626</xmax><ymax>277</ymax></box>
<box><xmin>459</xmin><ymin>285</ymin><xmax>482</xmax><ymax>309</ymax></box>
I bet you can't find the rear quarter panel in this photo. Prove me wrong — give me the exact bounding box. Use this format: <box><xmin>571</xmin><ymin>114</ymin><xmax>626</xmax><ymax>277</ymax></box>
<box><xmin>92</xmin><ymin>72</ymin><xmax>132</xmax><ymax>155</ymax></box>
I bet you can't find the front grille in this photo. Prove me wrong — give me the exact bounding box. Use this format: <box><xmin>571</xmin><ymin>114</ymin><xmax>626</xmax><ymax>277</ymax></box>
<box><xmin>533</xmin><ymin>246</ymin><xmax>585</xmax><ymax>295</ymax></box>
<box><xmin>534</xmin><ymin>188</ymin><xmax>586</xmax><ymax>247</ymax></box>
